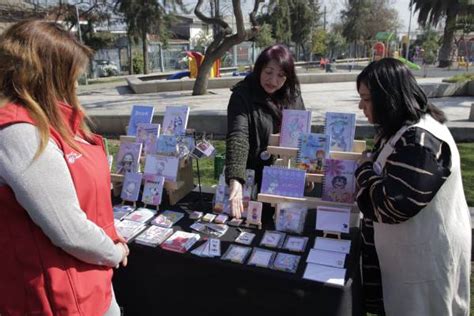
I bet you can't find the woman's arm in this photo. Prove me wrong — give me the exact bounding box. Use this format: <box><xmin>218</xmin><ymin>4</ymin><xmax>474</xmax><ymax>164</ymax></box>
<box><xmin>225</xmin><ymin>93</ymin><xmax>250</xmax><ymax>185</ymax></box>
<box><xmin>0</xmin><ymin>123</ymin><xmax>124</xmax><ymax>267</ymax></box>
<box><xmin>356</xmin><ymin>128</ymin><xmax>451</xmax><ymax>224</ymax></box>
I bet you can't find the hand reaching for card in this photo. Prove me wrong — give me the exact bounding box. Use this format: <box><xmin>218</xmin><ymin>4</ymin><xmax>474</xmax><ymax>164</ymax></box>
<box><xmin>229</xmin><ymin>179</ymin><xmax>244</xmax><ymax>219</ymax></box>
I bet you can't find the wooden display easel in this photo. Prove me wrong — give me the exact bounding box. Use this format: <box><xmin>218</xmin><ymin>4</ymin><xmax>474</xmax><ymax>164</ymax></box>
<box><xmin>111</xmin><ymin>135</ymin><xmax>194</xmax><ymax>206</ymax></box>
<box><xmin>257</xmin><ymin>134</ymin><xmax>366</xmax><ymax>215</ymax></box>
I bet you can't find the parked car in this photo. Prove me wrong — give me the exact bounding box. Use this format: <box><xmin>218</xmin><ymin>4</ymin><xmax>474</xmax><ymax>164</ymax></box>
<box><xmin>95</xmin><ymin>60</ymin><xmax>120</xmax><ymax>77</ymax></box>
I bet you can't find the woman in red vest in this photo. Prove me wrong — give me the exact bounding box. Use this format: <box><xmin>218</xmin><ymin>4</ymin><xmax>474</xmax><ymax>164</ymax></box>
<box><xmin>0</xmin><ymin>20</ymin><xmax>129</xmax><ymax>315</ymax></box>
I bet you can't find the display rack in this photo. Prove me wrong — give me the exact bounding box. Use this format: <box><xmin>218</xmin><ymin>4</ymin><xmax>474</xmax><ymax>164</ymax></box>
<box><xmin>258</xmin><ymin>134</ymin><xmax>366</xmax><ymax>214</ymax></box>
<box><xmin>111</xmin><ymin>135</ymin><xmax>194</xmax><ymax>206</ymax></box>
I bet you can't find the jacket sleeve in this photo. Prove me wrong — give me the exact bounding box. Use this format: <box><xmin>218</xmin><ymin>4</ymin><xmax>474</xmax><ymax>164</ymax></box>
<box><xmin>355</xmin><ymin>128</ymin><xmax>452</xmax><ymax>224</ymax></box>
<box><xmin>225</xmin><ymin>92</ymin><xmax>250</xmax><ymax>185</ymax></box>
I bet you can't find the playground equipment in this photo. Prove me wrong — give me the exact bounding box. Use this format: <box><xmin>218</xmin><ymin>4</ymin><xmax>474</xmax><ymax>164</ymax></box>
<box><xmin>186</xmin><ymin>51</ymin><xmax>221</xmax><ymax>79</ymax></box>
<box><xmin>372</xmin><ymin>32</ymin><xmax>421</xmax><ymax>70</ymax></box>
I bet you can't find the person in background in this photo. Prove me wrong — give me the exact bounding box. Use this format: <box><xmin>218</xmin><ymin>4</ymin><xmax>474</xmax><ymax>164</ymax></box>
<box><xmin>225</xmin><ymin>44</ymin><xmax>305</xmax><ymax>218</ymax></box>
<box><xmin>356</xmin><ymin>58</ymin><xmax>471</xmax><ymax>315</ymax></box>
<box><xmin>0</xmin><ymin>20</ymin><xmax>128</xmax><ymax>315</ymax></box>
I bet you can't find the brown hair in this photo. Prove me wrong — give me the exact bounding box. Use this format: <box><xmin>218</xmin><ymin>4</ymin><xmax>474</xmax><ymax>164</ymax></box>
<box><xmin>0</xmin><ymin>19</ymin><xmax>93</xmax><ymax>158</ymax></box>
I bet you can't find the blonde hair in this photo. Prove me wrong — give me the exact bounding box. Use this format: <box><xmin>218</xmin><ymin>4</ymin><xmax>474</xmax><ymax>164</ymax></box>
<box><xmin>0</xmin><ymin>19</ymin><xmax>93</xmax><ymax>158</ymax></box>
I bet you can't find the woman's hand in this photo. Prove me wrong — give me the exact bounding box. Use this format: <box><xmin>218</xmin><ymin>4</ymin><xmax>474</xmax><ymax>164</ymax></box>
<box><xmin>115</xmin><ymin>232</ymin><xmax>130</xmax><ymax>268</ymax></box>
<box><xmin>229</xmin><ymin>179</ymin><xmax>244</xmax><ymax>219</ymax></box>
<box><xmin>115</xmin><ymin>242</ymin><xmax>129</xmax><ymax>268</ymax></box>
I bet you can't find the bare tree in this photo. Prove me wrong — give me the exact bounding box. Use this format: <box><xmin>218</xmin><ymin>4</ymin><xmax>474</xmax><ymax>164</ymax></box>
<box><xmin>192</xmin><ymin>0</ymin><xmax>264</xmax><ymax>96</ymax></box>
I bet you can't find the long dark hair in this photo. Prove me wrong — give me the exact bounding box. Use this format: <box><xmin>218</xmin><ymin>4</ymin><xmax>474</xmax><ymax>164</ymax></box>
<box><xmin>253</xmin><ymin>44</ymin><xmax>300</xmax><ymax>107</ymax></box>
<box><xmin>356</xmin><ymin>58</ymin><xmax>446</xmax><ymax>139</ymax></box>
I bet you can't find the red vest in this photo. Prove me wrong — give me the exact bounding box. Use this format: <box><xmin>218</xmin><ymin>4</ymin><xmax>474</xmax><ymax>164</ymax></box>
<box><xmin>0</xmin><ymin>102</ymin><xmax>119</xmax><ymax>315</ymax></box>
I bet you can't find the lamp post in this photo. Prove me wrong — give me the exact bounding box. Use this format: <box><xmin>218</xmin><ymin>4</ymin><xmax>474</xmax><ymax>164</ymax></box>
<box><xmin>405</xmin><ymin>0</ymin><xmax>414</xmax><ymax>60</ymax></box>
<box><xmin>74</xmin><ymin>2</ymin><xmax>88</xmax><ymax>85</ymax></box>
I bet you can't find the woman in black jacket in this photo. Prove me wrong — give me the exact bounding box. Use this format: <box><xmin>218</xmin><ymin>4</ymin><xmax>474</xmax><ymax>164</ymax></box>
<box><xmin>225</xmin><ymin>44</ymin><xmax>305</xmax><ymax>218</ymax></box>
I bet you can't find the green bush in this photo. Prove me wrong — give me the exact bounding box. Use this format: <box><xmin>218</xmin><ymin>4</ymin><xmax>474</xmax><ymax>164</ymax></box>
<box><xmin>132</xmin><ymin>54</ymin><xmax>144</xmax><ymax>74</ymax></box>
<box><xmin>444</xmin><ymin>72</ymin><xmax>474</xmax><ymax>83</ymax></box>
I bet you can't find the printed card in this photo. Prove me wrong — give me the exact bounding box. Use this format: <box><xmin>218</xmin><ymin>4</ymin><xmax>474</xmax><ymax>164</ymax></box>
<box><xmin>221</xmin><ymin>244</ymin><xmax>252</xmax><ymax>264</ymax></box>
<box><xmin>303</xmin><ymin>263</ymin><xmax>346</xmax><ymax>286</ymax></box>
<box><xmin>260</xmin><ymin>231</ymin><xmax>286</xmax><ymax>249</ymax></box>
<box><xmin>306</xmin><ymin>249</ymin><xmax>346</xmax><ymax>268</ymax></box>
<box><xmin>271</xmin><ymin>253</ymin><xmax>301</xmax><ymax>273</ymax></box>
<box><xmin>314</xmin><ymin>237</ymin><xmax>351</xmax><ymax>254</ymax></box>
<box><xmin>316</xmin><ymin>206</ymin><xmax>351</xmax><ymax>233</ymax></box>
<box><xmin>247</xmin><ymin>248</ymin><xmax>276</xmax><ymax>268</ymax></box>
<box><xmin>235</xmin><ymin>231</ymin><xmax>256</xmax><ymax>245</ymax></box>
<box><xmin>282</xmin><ymin>236</ymin><xmax>309</xmax><ymax>253</ymax></box>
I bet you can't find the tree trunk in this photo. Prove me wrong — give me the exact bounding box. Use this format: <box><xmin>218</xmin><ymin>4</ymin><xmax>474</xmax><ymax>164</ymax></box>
<box><xmin>192</xmin><ymin>56</ymin><xmax>214</xmax><ymax>95</ymax></box>
<box><xmin>142</xmin><ymin>32</ymin><xmax>149</xmax><ymax>74</ymax></box>
<box><xmin>438</xmin><ymin>7</ymin><xmax>457</xmax><ymax>68</ymax></box>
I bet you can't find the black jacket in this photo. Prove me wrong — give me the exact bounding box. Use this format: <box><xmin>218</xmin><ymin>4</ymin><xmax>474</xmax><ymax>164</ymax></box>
<box><xmin>225</xmin><ymin>73</ymin><xmax>305</xmax><ymax>186</ymax></box>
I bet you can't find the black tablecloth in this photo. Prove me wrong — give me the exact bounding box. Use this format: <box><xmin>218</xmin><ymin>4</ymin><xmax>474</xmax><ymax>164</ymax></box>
<box><xmin>113</xmin><ymin>192</ymin><xmax>363</xmax><ymax>316</ymax></box>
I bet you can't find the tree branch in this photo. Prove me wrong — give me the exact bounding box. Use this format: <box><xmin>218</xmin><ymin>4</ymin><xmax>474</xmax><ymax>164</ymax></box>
<box><xmin>194</xmin><ymin>0</ymin><xmax>231</xmax><ymax>33</ymax></box>
<box><xmin>249</xmin><ymin>0</ymin><xmax>264</xmax><ymax>27</ymax></box>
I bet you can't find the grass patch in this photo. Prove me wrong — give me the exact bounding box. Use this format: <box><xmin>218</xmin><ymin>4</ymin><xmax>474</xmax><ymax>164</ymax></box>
<box><xmin>443</xmin><ymin>72</ymin><xmax>474</xmax><ymax>83</ymax></box>
<box><xmin>458</xmin><ymin>143</ymin><xmax>474</xmax><ymax>206</ymax></box>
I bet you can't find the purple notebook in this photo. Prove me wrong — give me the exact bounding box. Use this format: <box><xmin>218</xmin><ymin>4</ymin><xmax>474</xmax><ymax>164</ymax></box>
<box><xmin>279</xmin><ymin>110</ymin><xmax>312</xmax><ymax>148</ymax></box>
<box><xmin>261</xmin><ymin>166</ymin><xmax>306</xmax><ymax>198</ymax></box>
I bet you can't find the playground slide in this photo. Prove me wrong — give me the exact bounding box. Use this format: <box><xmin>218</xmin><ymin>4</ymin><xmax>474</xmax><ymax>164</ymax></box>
<box><xmin>167</xmin><ymin>71</ymin><xmax>190</xmax><ymax>80</ymax></box>
<box><xmin>397</xmin><ymin>57</ymin><xmax>421</xmax><ymax>71</ymax></box>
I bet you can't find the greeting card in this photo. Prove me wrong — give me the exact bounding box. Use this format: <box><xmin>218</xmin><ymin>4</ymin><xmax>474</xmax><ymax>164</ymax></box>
<box><xmin>221</xmin><ymin>244</ymin><xmax>252</xmax><ymax>264</ymax></box>
<box><xmin>275</xmin><ymin>202</ymin><xmax>308</xmax><ymax>234</ymax></box>
<box><xmin>247</xmin><ymin>248</ymin><xmax>276</xmax><ymax>268</ymax></box>
<box><xmin>271</xmin><ymin>253</ymin><xmax>301</xmax><ymax>273</ymax></box>
<box><xmin>315</xmin><ymin>205</ymin><xmax>351</xmax><ymax>233</ymax></box>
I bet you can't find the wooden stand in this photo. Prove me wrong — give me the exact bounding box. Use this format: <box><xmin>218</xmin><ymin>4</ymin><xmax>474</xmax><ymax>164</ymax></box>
<box><xmin>111</xmin><ymin>135</ymin><xmax>194</xmax><ymax>206</ymax></box>
<box><xmin>322</xmin><ymin>231</ymin><xmax>342</xmax><ymax>239</ymax></box>
<box><xmin>258</xmin><ymin>134</ymin><xmax>366</xmax><ymax>214</ymax></box>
